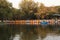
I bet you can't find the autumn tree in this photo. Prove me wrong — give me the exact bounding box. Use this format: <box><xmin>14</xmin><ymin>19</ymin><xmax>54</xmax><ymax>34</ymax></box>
<box><xmin>36</xmin><ymin>3</ymin><xmax>58</xmax><ymax>19</ymax></box>
<box><xmin>56</xmin><ymin>6</ymin><xmax>60</xmax><ymax>14</ymax></box>
<box><xmin>19</xmin><ymin>0</ymin><xmax>38</xmax><ymax>19</ymax></box>
<box><xmin>35</xmin><ymin>3</ymin><xmax>47</xmax><ymax>19</ymax></box>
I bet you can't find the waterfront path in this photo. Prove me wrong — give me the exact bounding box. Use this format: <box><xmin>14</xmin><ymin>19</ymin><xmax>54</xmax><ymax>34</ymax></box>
<box><xmin>1</xmin><ymin>19</ymin><xmax>60</xmax><ymax>25</ymax></box>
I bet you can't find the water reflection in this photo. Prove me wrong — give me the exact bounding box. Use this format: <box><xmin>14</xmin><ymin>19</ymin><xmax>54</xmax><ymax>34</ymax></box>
<box><xmin>0</xmin><ymin>24</ymin><xmax>60</xmax><ymax>40</ymax></box>
<box><xmin>43</xmin><ymin>34</ymin><xmax>60</xmax><ymax>40</ymax></box>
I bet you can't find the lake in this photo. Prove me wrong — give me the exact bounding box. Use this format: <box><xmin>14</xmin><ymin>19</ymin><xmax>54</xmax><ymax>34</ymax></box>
<box><xmin>0</xmin><ymin>24</ymin><xmax>60</xmax><ymax>40</ymax></box>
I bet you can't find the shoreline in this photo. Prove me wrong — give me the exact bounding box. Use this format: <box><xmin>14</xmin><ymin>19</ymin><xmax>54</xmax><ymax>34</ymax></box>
<box><xmin>0</xmin><ymin>20</ymin><xmax>59</xmax><ymax>25</ymax></box>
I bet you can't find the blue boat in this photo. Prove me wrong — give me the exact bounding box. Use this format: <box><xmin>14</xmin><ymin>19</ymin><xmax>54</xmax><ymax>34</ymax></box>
<box><xmin>40</xmin><ymin>21</ymin><xmax>49</xmax><ymax>25</ymax></box>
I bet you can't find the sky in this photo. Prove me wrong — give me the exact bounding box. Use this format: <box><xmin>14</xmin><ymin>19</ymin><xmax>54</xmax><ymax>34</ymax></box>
<box><xmin>7</xmin><ymin>0</ymin><xmax>60</xmax><ymax>9</ymax></box>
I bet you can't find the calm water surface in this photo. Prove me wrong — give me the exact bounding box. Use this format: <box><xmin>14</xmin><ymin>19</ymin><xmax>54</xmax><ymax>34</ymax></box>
<box><xmin>0</xmin><ymin>24</ymin><xmax>60</xmax><ymax>40</ymax></box>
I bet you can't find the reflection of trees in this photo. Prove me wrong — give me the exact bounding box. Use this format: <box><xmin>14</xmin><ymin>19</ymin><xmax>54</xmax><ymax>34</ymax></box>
<box><xmin>0</xmin><ymin>25</ymin><xmax>11</xmax><ymax>40</ymax></box>
<box><xmin>21</xmin><ymin>33</ymin><xmax>38</xmax><ymax>40</ymax></box>
<box><xmin>36</xmin><ymin>25</ymin><xmax>47</xmax><ymax>40</ymax></box>
<box><xmin>21</xmin><ymin>25</ymin><xmax>38</xmax><ymax>40</ymax></box>
<box><xmin>1</xmin><ymin>25</ymin><xmax>60</xmax><ymax>40</ymax></box>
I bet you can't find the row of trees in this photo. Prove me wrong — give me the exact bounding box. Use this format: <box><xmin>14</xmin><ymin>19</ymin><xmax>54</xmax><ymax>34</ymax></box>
<box><xmin>0</xmin><ymin>0</ymin><xmax>60</xmax><ymax>21</ymax></box>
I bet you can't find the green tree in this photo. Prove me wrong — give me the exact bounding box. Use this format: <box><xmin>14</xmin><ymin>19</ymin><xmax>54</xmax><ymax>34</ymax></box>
<box><xmin>11</xmin><ymin>8</ymin><xmax>22</xmax><ymax>20</ymax></box>
<box><xmin>0</xmin><ymin>0</ymin><xmax>12</xmax><ymax>21</ymax></box>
